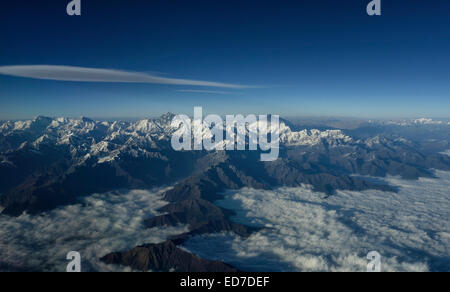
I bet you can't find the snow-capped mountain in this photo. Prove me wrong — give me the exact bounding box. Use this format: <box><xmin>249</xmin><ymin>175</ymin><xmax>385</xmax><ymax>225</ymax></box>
<box><xmin>279</xmin><ymin>122</ymin><xmax>353</xmax><ymax>147</ymax></box>
<box><xmin>1</xmin><ymin>113</ymin><xmax>450</xmax><ymax>272</ymax></box>
<box><xmin>0</xmin><ymin>114</ymin><xmax>360</xmax><ymax>163</ymax></box>
<box><xmin>0</xmin><ymin>113</ymin><xmax>405</xmax><ymax>160</ymax></box>
<box><xmin>1</xmin><ymin>113</ymin><xmax>450</xmax><ymax>217</ymax></box>
<box><xmin>368</xmin><ymin>118</ymin><xmax>450</xmax><ymax>127</ymax></box>
<box><xmin>0</xmin><ymin>114</ymin><xmax>178</xmax><ymax>163</ymax></box>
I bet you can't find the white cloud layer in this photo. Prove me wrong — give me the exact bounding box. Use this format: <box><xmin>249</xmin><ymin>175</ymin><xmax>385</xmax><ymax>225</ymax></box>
<box><xmin>1</xmin><ymin>170</ymin><xmax>449</xmax><ymax>272</ymax></box>
<box><xmin>0</xmin><ymin>188</ymin><xmax>188</xmax><ymax>272</ymax></box>
<box><xmin>183</xmin><ymin>171</ymin><xmax>450</xmax><ymax>272</ymax></box>
<box><xmin>0</xmin><ymin>65</ymin><xmax>250</xmax><ymax>89</ymax></box>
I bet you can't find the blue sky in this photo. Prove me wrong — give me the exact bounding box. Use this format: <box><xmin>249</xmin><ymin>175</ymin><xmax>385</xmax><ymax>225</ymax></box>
<box><xmin>0</xmin><ymin>0</ymin><xmax>449</xmax><ymax>119</ymax></box>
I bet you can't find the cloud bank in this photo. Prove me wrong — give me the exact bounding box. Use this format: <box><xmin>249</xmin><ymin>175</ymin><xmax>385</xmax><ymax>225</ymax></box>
<box><xmin>0</xmin><ymin>65</ymin><xmax>250</xmax><ymax>89</ymax></box>
<box><xmin>183</xmin><ymin>171</ymin><xmax>450</xmax><ymax>272</ymax></box>
<box><xmin>0</xmin><ymin>188</ymin><xmax>188</xmax><ymax>272</ymax></box>
<box><xmin>1</xmin><ymin>171</ymin><xmax>448</xmax><ymax>272</ymax></box>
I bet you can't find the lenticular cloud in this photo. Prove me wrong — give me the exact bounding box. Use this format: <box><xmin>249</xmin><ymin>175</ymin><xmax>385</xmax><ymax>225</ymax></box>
<box><xmin>183</xmin><ymin>171</ymin><xmax>450</xmax><ymax>272</ymax></box>
<box><xmin>0</xmin><ymin>188</ymin><xmax>188</xmax><ymax>272</ymax></box>
<box><xmin>0</xmin><ymin>65</ymin><xmax>250</xmax><ymax>88</ymax></box>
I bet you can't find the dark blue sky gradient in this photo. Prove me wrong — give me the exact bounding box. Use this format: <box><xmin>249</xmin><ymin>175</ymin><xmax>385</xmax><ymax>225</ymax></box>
<box><xmin>1</xmin><ymin>0</ymin><xmax>449</xmax><ymax>119</ymax></box>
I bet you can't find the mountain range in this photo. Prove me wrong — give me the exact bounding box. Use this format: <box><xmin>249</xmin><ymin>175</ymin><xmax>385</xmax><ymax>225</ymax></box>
<box><xmin>1</xmin><ymin>114</ymin><xmax>449</xmax><ymax>271</ymax></box>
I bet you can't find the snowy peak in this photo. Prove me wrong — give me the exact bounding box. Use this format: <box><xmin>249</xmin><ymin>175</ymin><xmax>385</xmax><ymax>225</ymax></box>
<box><xmin>279</xmin><ymin>122</ymin><xmax>353</xmax><ymax>147</ymax></box>
<box><xmin>412</xmin><ymin>118</ymin><xmax>449</xmax><ymax>125</ymax></box>
<box><xmin>373</xmin><ymin>118</ymin><xmax>450</xmax><ymax>126</ymax></box>
<box><xmin>1</xmin><ymin>115</ymin><xmax>435</xmax><ymax>161</ymax></box>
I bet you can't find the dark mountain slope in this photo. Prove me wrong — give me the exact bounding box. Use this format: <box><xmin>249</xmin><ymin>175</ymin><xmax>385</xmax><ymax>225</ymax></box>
<box><xmin>100</xmin><ymin>240</ymin><xmax>238</xmax><ymax>272</ymax></box>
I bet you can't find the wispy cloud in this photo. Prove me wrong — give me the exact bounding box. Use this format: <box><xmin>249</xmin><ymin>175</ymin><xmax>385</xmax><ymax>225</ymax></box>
<box><xmin>176</xmin><ymin>89</ymin><xmax>236</xmax><ymax>95</ymax></box>
<box><xmin>0</xmin><ymin>65</ymin><xmax>250</xmax><ymax>89</ymax></box>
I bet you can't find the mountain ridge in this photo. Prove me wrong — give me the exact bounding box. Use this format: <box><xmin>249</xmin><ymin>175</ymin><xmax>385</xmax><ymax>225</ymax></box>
<box><xmin>1</xmin><ymin>114</ymin><xmax>450</xmax><ymax>271</ymax></box>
